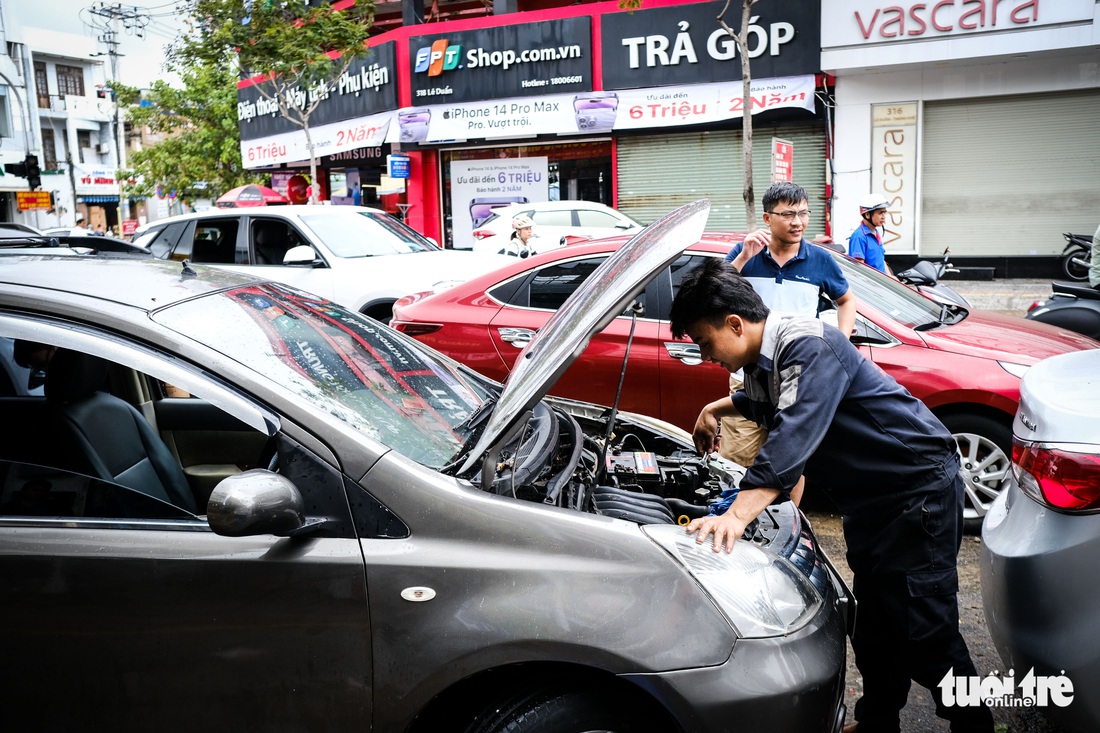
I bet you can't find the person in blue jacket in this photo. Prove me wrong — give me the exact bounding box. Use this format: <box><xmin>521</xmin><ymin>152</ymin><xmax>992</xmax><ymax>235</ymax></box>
<box><xmin>669</xmin><ymin>258</ymin><xmax>994</xmax><ymax>733</ymax></box>
<box><xmin>848</xmin><ymin>194</ymin><xmax>891</xmax><ymax>274</ymax></box>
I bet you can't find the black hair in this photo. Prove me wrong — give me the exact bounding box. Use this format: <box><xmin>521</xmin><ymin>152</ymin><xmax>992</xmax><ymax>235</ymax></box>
<box><xmin>669</xmin><ymin>258</ymin><xmax>769</xmax><ymax>339</ymax></box>
<box><xmin>762</xmin><ymin>181</ymin><xmax>809</xmax><ymax>213</ymax></box>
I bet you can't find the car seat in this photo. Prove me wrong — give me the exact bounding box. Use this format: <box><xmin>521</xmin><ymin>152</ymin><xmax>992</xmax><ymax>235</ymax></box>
<box><xmin>45</xmin><ymin>349</ymin><xmax>197</xmax><ymax>513</ymax></box>
<box><xmin>253</xmin><ymin>221</ymin><xmax>290</xmax><ymax>265</ymax></box>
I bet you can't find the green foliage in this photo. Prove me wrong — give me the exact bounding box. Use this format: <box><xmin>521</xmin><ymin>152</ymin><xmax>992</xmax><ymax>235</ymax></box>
<box><xmin>175</xmin><ymin>0</ymin><xmax>375</xmax><ymax>130</ymax></box>
<box><xmin>117</xmin><ymin>59</ymin><xmax>262</xmax><ymax>201</ymax></box>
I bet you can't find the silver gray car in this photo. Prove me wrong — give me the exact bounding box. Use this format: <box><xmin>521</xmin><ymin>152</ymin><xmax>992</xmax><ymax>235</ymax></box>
<box><xmin>0</xmin><ymin>202</ymin><xmax>850</xmax><ymax>732</ymax></box>
<box><xmin>982</xmin><ymin>348</ymin><xmax>1100</xmax><ymax>732</ymax></box>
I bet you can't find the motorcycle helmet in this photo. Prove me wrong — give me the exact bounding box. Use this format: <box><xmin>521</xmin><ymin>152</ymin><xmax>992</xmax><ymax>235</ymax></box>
<box><xmin>859</xmin><ymin>194</ymin><xmax>890</xmax><ymax>215</ymax></box>
<box><xmin>512</xmin><ymin>214</ymin><xmax>534</xmax><ymax>230</ymax></box>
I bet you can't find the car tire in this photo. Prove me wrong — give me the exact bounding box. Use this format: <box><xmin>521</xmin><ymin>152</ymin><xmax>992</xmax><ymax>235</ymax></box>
<box><xmin>465</xmin><ymin>685</ymin><xmax>649</xmax><ymax>733</ymax></box>
<box><xmin>941</xmin><ymin>413</ymin><xmax>1012</xmax><ymax>533</ymax></box>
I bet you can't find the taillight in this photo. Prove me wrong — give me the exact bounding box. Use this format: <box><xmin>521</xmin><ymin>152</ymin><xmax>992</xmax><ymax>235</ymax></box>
<box><xmin>1012</xmin><ymin>437</ymin><xmax>1100</xmax><ymax>512</ymax></box>
<box><xmin>391</xmin><ymin>321</ymin><xmax>442</xmax><ymax>336</ymax></box>
<box><xmin>472</xmin><ymin>229</ymin><xmax>496</xmax><ymax>240</ymax></box>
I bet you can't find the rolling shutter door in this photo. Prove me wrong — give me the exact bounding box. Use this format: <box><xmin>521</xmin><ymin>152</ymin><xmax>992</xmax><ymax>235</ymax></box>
<box><xmin>616</xmin><ymin>124</ymin><xmax>827</xmax><ymax>236</ymax></box>
<box><xmin>922</xmin><ymin>90</ymin><xmax>1100</xmax><ymax>257</ymax></box>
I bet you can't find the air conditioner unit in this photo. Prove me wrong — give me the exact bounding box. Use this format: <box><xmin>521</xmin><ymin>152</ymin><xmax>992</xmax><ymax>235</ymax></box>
<box><xmin>96</xmin><ymin>143</ymin><xmax>111</xmax><ymax>154</ymax></box>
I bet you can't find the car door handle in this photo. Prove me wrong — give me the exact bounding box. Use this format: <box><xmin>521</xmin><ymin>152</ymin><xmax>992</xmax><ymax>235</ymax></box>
<box><xmin>499</xmin><ymin>327</ymin><xmax>536</xmax><ymax>348</ymax></box>
<box><xmin>664</xmin><ymin>342</ymin><xmax>702</xmax><ymax>366</ymax></box>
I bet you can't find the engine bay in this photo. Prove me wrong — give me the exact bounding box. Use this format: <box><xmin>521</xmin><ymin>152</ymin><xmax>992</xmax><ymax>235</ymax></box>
<box><xmin>469</xmin><ymin>399</ymin><xmax>745</xmax><ymax>526</ymax></box>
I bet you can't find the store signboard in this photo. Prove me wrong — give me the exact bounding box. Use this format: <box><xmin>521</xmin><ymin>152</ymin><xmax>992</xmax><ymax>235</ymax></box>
<box><xmin>17</xmin><ymin>191</ymin><xmax>51</xmax><ymax>211</ymax></box>
<box><xmin>450</xmin><ymin>157</ymin><xmax>548</xmax><ymax>250</ymax></box>
<box><xmin>73</xmin><ymin>165</ymin><xmax>119</xmax><ymax>196</ymax></box>
<box><xmin>387</xmin><ymin>154</ymin><xmax>410</xmax><ymax>179</ymax></box>
<box><xmin>393</xmin><ymin>75</ymin><xmax>814</xmax><ymax>143</ymax></box>
<box><xmin>238</xmin><ymin>42</ymin><xmax>398</xmax><ymax>141</ymax></box>
<box><xmin>601</xmin><ymin>0</ymin><xmax>818</xmax><ymax>90</ymax></box>
<box><xmin>241</xmin><ymin>109</ymin><xmax>392</xmax><ymax>168</ymax></box>
<box><xmin>871</xmin><ymin>102</ymin><xmax>918</xmax><ymax>254</ymax></box>
<box><xmin>772</xmin><ymin>138</ymin><xmax>793</xmax><ymax>183</ymax></box>
<box><xmin>822</xmin><ymin>0</ymin><xmax>1094</xmax><ymax>48</ymax></box>
<box><xmin>409</xmin><ymin>18</ymin><xmax>592</xmax><ymax>104</ymax></box>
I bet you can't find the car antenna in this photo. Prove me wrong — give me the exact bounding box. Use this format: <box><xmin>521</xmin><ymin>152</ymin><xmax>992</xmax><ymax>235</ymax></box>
<box><xmin>180</xmin><ymin>259</ymin><xmax>198</xmax><ymax>278</ymax></box>
<box><xmin>596</xmin><ymin>299</ymin><xmax>643</xmax><ymax>485</ymax></box>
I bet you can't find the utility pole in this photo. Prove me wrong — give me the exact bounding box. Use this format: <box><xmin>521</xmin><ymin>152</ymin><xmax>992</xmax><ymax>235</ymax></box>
<box><xmin>82</xmin><ymin>2</ymin><xmax>150</xmax><ymax>222</ymax></box>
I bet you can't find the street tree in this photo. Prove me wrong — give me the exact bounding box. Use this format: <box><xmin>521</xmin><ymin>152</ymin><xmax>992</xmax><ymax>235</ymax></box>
<box><xmin>114</xmin><ymin>57</ymin><xmax>261</xmax><ymax>204</ymax></box>
<box><xmin>174</xmin><ymin>0</ymin><xmax>375</xmax><ymax>203</ymax></box>
<box><xmin>622</xmin><ymin>0</ymin><xmax>763</xmax><ymax>226</ymax></box>
<box><xmin>716</xmin><ymin>0</ymin><xmax>762</xmax><ymax>227</ymax></box>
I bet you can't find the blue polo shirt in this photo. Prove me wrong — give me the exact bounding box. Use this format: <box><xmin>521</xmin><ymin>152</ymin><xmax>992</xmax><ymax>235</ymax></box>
<box><xmin>724</xmin><ymin>240</ymin><xmax>849</xmax><ymax>317</ymax></box>
<box><xmin>847</xmin><ymin>222</ymin><xmax>887</xmax><ymax>273</ymax></box>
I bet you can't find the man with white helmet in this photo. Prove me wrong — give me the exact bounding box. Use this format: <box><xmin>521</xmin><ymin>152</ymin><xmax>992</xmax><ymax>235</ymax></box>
<box><xmin>499</xmin><ymin>214</ymin><xmax>537</xmax><ymax>258</ymax></box>
<box><xmin>849</xmin><ymin>194</ymin><xmax>891</xmax><ymax>274</ymax></box>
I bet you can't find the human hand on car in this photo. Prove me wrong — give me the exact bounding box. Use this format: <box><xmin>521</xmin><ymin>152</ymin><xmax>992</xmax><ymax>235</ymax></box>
<box><xmin>686</xmin><ymin>511</ymin><xmax>749</xmax><ymax>554</ymax></box>
<box><xmin>692</xmin><ymin>408</ymin><xmax>720</xmax><ymax>455</ymax></box>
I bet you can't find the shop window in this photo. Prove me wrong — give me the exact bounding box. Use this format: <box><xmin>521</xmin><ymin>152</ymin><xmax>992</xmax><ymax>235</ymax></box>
<box><xmin>41</xmin><ymin>129</ymin><xmax>58</xmax><ymax>171</ymax></box>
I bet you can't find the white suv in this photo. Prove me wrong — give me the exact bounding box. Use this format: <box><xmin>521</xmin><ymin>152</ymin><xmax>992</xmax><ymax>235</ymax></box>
<box><xmin>471</xmin><ymin>201</ymin><xmax>642</xmax><ymax>255</ymax></box>
<box><xmin>133</xmin><ymin>206</ymin><xmax>511</xmax><ymax>321</ymax></box>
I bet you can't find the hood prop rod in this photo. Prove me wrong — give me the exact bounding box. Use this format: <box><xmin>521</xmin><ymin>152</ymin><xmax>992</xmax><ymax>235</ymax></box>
<box><xmin>596</xmin><ymin>301</ymin><xmax>643</xmax><ymax>485</ymax></box>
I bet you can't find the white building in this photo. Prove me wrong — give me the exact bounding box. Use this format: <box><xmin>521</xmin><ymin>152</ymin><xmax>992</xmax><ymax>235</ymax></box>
<box><xmin>0</xmin><ymin>6</ymin><xmax>39</xmax><ymax>227</ymax></box>
<box><xmin>823</xmin><ymin>0</ymin><xmax>1100</xmax><ymax>273</ymax></box>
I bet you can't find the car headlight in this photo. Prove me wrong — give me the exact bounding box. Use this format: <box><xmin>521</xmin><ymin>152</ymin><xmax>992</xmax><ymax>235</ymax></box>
<box><xmin>998</xmin><ymin>361</ymin><xmax>1030</xmax><ymax>379</ymax></box>
<box><xmin>643</xmin><ymin>524</ymin><xmax>822</xmax><ymax>638</ymax></box>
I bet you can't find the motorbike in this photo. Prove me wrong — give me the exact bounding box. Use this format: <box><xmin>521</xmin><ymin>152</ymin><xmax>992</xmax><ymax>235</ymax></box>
<box><xmin>1025</xmin><ymin>279</ymin><xmax>1100</xmax><ymax>340</ymax></box>
<box><xmin>1058</xmin><ymin>232</ymin><xmax>1093</xmax><ymax>282</ymax></box>
<box><xmin>895</xmin><ymin>247</ymin><xmax>972</xmax><ymax>308</ymax></box>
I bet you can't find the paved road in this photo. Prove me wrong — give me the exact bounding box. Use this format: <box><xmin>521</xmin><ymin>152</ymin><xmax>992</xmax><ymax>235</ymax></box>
<box><xmin>948</xmin><ymin>279</ymin><xmax>1053</xmax><ymax>317</ymax></box>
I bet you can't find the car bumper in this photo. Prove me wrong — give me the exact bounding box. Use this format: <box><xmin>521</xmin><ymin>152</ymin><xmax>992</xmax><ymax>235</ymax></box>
<box><xmin>624</xmin><ymin>576</ymin><xmax>849</xmax><ymax>733</ymax></box>
<box><xmin>981</xmin><ymin>479</ymin><xmax>1100</xmax><ymax>731</ymax></box>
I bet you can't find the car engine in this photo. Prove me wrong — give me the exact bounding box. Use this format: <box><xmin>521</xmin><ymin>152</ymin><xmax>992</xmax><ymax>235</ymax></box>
<box><xmin>473</xmin><ymin>399</ymin><xmax>743</xmax><ymax>525</ymax></box>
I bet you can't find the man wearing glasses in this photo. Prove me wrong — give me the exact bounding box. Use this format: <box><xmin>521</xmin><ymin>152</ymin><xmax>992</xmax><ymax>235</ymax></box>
<box><xmin>715</xmin><ymin>182</ymin><xmax>856</xmax><ymax>481</ymax></box>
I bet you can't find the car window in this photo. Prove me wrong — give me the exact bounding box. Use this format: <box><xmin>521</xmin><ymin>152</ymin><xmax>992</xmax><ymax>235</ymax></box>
<box><xmin>298</xmin><ymin>211</ymin><xmax>438</xmax><ymax>257</ymax></box>
<box><xmin>251</xmin><ymin>218</ymin><xmax>307</xmax><ymax>265</ymax></box>
<box><xmin>833</xmin><ymin>254</ymin><xmax>942</xmax><ymax>329</ymax></box>
<box><xmin>135</xmin><ymin>222</ymin><xmax>187</xmax><ymax>259</ymax></box>
<box><xmin>179</xmin><ymin>219</ymin><xmax>242</xmax><ymax>264</ymax></box>
<box><xmin>575</xmin><ymin>210</ymin><xmax>620</xmax><ymax>228</ymax></box>
<box><xmin>155</xmin><ymin>283</ymin><xmax>494</xmax><ymax>468</ymax></box>
<box><xmin>531</xmin><ymin>210</ymin><xmax>573</xmax><ymax>227</ymax></box>
<box><xmin>0</xmin><ymin>460</ymin><xmax>195</xmax><ymax>520</ymax></box>
<box><xmin>527</xmin><ymin>257</ymin><xmax>617</xmax><ymax>311</ymax></box>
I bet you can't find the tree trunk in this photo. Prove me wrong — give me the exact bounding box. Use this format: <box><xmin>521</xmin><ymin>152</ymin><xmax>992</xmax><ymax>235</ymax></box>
<box><xmin>303</xmin><ymin>125</ymin><xmax>318</xmax><ymax>204</ymax></box>
<box><xmin>739</xmin><ymin>0</ymin><xmax>755</xmax><ymax>227</ymax></box>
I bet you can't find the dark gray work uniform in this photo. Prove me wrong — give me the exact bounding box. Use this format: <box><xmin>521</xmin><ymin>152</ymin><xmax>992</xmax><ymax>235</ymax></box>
<box><xmin>733</xmin><ymin>316</ymin><xmax>993</xmax><ymax>733</ymax></box>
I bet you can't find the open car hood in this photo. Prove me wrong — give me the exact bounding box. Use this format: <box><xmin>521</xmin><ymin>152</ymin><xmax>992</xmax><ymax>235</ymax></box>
<box><xmin>459</xmin><ymin>199</ymin><xmax>710</xmax><ymax>473</ymax></box>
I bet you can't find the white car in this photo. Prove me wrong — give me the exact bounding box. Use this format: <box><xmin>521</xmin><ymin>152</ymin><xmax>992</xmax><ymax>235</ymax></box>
<box><xmin>133</xmin><ymin>206</ymin><xmax>511</xmax><ymax>321</ymax></box>
<box><xmin>471</xmin><ymin>201</ymin><xmax>642</xmax><ymax>255</ymax></box>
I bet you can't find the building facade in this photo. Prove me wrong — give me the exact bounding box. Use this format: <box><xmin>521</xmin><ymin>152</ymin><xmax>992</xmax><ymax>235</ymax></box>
<box><xmin>823</xmin><ymin>0</ymin><xmax>1100</xmax><ymax>273</ymax></box>
<box><xmin>239</xmin><ymin>0</ymin><xmax>829</xmax><ymax>248</ymax></box>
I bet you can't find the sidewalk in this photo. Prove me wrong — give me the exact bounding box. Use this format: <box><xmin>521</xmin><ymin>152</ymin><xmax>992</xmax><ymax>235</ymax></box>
<box><xmin>945</xmin><ymin>278</ymin><xmax>1051</xmax><ymax>316</ymax></box>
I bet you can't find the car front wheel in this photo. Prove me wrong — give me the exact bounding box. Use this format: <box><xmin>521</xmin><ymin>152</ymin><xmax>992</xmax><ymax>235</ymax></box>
<box><xmin>466</xmin><ymin>685</ymin><xmax>650</xmax><ymax>733</ymax></box>
<box><xmin>941</xmin><ymin>413</ymin><xmax>1012</xmax><ymax>533</ymax></box>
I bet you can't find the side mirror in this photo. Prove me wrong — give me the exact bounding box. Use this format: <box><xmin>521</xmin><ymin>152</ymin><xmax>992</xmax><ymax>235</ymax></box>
<box><xmin>282</xmin><ymin>244</ymin><xmax>319</xmax><ymax>266</ymax></box>
<box><xmin>207</xmin><ymin>470</ymin><xmax>325</xmax><ymax>537</ymax></box>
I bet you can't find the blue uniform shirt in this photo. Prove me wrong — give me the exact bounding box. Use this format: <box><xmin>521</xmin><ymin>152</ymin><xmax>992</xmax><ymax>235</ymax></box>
<box><xmin>724</xmin><ymin>239</ymin><xmax>850</xmax><ymax>317</ymax></box>
<box><xmin>848</xmin><ymin>222</ymin><xmax>887</xmax><ymax>273</ymax></box>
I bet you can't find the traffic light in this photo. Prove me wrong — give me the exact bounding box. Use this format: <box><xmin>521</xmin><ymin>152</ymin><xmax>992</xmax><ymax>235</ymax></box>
<box><xmin>3</xmin><ymin>161</ymin><xmax>27</xmax><ymax>178</ymax></box>
<box><xmin>24</xmin><ymin>154</ymin><xmax>41</xmax><ymax>191</ymax></box>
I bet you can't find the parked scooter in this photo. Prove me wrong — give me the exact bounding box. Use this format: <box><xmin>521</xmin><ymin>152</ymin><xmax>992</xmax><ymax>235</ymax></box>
<box><xmin>1025</xmin><ymin>280</ymin><xmax>1100</xmax><ymax>340</ymax></box>
<box><xmin>895</xmin><ymin>247</ymin><xmax>971</xmax><ymax>308</ymax></box>
<box><xmin>1058</xmin><ymin>232</ymin><xmax>1093</xmax><ymax>282</ymax></box>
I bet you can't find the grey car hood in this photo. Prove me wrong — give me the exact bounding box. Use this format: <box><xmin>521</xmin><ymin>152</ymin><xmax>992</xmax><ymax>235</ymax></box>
<box><xmin>459</xmin><ymin>199</ymin><xmax>710</xmax><ymax>473</ymax></box>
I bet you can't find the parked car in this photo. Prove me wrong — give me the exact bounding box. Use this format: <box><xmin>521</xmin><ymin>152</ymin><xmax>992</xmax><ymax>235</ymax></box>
<box><xmin>0</xmin><ymin>202</ymin><xmax>852</xmax><ymax>732</ymax></box>
<box><xmin>471</xmin><ymin>200</ymin><xmax>642</xmax><ymax>254</ymax></box>
<box><xmin>132</xmin><ymin>206</ymin><xmax>511</xmax><ymax>321</ymax></box>
<box><xmin>0</xmin><ymin>230</ymin><xmax>149</xmax><ymax>257</ymax></box>
<box><xmin>392</xmin><ymin>234</ymin><xmax>1100</xmax><ymax>529</ymax></box>
<box><xmin>982</xmin><ymin>349</ymin><xmax>1100</xmax><ymax>733</ymax></box>
<box><xmin>41</xmin><ymin>226</ymin><xmax>96</xmax><ymax>237</ymax></box>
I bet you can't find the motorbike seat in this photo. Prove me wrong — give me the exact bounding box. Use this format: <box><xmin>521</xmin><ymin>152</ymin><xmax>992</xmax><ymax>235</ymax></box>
<box><xmin>1052</xmin><ymin>280</ymin><xmax>1100</xmax><ymax>300</ymax></box>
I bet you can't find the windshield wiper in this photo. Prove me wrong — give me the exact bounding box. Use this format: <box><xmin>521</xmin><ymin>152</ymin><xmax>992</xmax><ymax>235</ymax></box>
<box><xmin>457</xmin><ymin>395</ymin><xmax>497</xmax><ymax>431</ymax></box>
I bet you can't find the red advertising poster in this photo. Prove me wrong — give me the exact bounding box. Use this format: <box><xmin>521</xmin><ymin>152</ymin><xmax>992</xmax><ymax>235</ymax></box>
<box><xmin>772</xmin><ymin>138</ymin><xmax>793</xmax><ymax>183</ymax></box>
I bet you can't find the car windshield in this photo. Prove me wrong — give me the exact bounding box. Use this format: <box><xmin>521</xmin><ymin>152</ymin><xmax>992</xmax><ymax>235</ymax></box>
<box><xmin>298</xmin><ymin>211</ymin><xmax>439</xmax><ymax>257</ymax></box>
<box><xmin>833</xmin><ymin>254</ymin><xmax>944</xmax><ymax>330</ymax></box>
<box><xmin>155</xmin><ymin>283</ymin><xmax>492</xmax><ymax>467</ymax></box>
